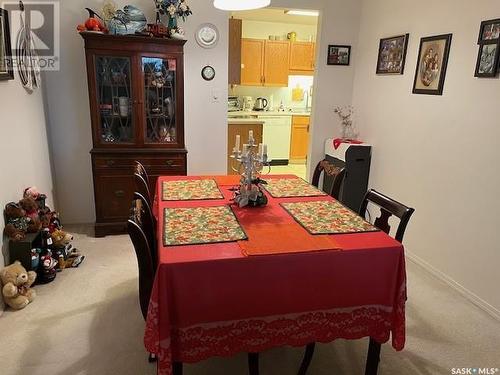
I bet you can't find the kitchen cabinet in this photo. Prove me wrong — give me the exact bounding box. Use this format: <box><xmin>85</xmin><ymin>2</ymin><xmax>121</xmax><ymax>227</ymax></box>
<box><xmin>241</xmin><ymin>39</ymin><xmax>264</xmax><ymax>86</ymax></box>
<box><xmin>289</xmin><ymin>42</ymin><xmax>315</xmax><ymax>73</ymax></box>
<box><xmin>81</xmin><ymin>33</ymin><xmax>187</xmax><ymax>237</ymax></box>
<box><xmin>290</xmin><ymin>115</ymin><xmax>310</xmax><ymax>162</ymax></box>
<box><xmin>264</xmin><ymin>41</ymin><xmax>290</xmax><ymax>86</ymax></box>
<box><xmin>227</xmin><ymin>121</ymin><xmax>263</xmax><ymax>175</ymax></box>
<box><xmin>228</xmin><ymin>18</ymin><xmax>242</xmax><ymax>85</ymax></box>
<box><xmin>241</xmin><ymin>39</ymin><xmax>290</xmax><ymax>87</ymax></box>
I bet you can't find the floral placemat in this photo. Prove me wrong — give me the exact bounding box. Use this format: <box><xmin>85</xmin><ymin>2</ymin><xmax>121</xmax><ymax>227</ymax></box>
<box><xmin>281</xmin><ymin>200</ymin><xmax>379</xmax><ymax>235</ymax></box>
<box><xmin>164</xmin><ymin>206</ymin><xmax>247</xmax><ymax>246</ymax></box>
<box><xmin>162</xmin><ymin>179</ymin><xmax>224</xmax><ymax>201</ymax></box>
<box><xmin>263</xmin><ymin>178</ymin><xmax>328</xmax><ymax>198</ymax></box>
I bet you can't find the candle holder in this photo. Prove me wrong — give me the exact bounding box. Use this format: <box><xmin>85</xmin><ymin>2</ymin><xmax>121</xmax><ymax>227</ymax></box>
<box><xmin>230</xmin><ymin>132</ymin><xmax>271</xmax><ymax>208</ymax></box>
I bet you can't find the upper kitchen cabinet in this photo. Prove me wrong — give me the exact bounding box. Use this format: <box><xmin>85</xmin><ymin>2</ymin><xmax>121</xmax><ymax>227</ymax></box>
<box><xmin>228</xmin><ymin>18</ymin><xmax>242</xmax><ymax>85</ymax></box>
<box><xmin>241</xmin><ymin>39</ymin><xmax>265</xmax><ymax>86</ymax></box>
<box><xmin>289</xmin><ymin>42</ymin><xmax>315</xmax><ymax>74</ymax></box>
<box><xmin>264</xmin><ymin>40</ymin><xmax>290</xmax><ymax>86</ymax></box>
<box><xmin>241</xmin><ymin>39</ymin><xmax>290</xmax><ymax>87</ymax></box>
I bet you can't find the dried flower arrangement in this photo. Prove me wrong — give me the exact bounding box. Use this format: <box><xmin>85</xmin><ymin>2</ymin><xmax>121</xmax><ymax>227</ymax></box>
<box><xmin>334</xmin><ymin>105</ymin><xmax>358</xmax><ymax>139</ymax></box>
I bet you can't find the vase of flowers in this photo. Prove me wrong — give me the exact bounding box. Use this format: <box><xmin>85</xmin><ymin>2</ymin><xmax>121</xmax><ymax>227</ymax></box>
<box><xmin>154</xmin><ymin>0</ymin><xmax>192</xmax><ymax>38</ymax></box>
<box><xmin>334</xmin><ymin>105</ymin><xmax>358</xmax><ymax>140</ymax></box>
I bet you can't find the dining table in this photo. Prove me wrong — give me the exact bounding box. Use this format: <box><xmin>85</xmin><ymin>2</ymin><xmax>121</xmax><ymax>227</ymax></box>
<box><xmin>144</xmin><ymin>174</ymin><xmax>407</xmax><ymax>375</ymax></box>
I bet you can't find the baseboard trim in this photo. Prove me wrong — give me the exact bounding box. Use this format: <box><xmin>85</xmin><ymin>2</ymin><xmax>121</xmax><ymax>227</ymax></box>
<box><xmin>406</xmin><ymin>250</ymin><xmax>500</xmax><ymax>321</ymax></box>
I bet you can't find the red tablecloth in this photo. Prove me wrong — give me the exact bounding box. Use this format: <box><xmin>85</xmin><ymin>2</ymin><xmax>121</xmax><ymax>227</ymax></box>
<box><xmin>145</xmin><ymin>175</ymin><xmax>406</xmax><ymax>375</ymax></box>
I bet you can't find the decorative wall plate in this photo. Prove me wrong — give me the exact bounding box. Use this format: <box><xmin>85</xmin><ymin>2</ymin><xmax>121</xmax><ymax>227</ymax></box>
<box><xmin>195</xmin><ymin>23</ymin><xmax>219</xmax><ymax>49</ymax></box>
<box><xmin>201</xmin><ymin>65</ymin><xmax>216</xmax><ymax>81</ymax></box>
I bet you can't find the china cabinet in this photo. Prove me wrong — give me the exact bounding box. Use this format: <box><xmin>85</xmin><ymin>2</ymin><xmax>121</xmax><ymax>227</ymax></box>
<box><xmin>81</xmin><ymin>33</ymin><xmax>187</xmax><ymax>237</ymax></box>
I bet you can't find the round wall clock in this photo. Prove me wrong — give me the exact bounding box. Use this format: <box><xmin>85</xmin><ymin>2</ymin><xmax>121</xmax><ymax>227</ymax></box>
<box><xmin>201</xmin><ymin>65</ymin><xmax>216</xmax><ymax>81</ymax></box>
<box><xmin>195</xmin><ymin>23</ymin><xmax>219</xmax><ymax>49</ymax></box>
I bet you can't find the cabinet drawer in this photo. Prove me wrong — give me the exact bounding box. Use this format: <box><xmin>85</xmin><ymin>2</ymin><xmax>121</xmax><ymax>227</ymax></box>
<box><xmin>94</xmin><ymin>174</ymin><xmax>135</xmax><ymax>222</ymax></box>
<box><xmin>93</xmin><ymin>154</ymin><xmax>186</xmax><ymax>170</ymax></box>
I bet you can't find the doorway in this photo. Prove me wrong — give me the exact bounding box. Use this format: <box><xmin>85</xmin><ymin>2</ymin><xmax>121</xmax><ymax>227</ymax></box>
<box><xmin>227</xmin><ymin>7</ymin><xmax>320</xmax><ymax>180</ymax></box>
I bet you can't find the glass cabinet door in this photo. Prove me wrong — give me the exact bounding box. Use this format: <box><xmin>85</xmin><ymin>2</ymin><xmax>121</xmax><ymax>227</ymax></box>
<box><xmin>142</xmin><ymin>56</ymin><xmax>177</xmax><ymax>144</ymax></box>
<box><xmin>95</xmin><ymin>56</ymin><xmax>135</xmax><ymax>144</ymax></box>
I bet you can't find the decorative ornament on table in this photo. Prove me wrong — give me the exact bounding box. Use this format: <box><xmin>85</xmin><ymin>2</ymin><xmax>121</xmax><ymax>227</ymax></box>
<box><xmin>154</xmin><ymin>0</ymin><xmax>192</xmax><ymax>39</ymax></box>
<box><xmin>230</xmin><ymin>131</ymin><xmax>270</xmax><ymax>208</ymax></box>
<box><xmin>334</xmin><ymin>105</ymin><xmax>358</xmax><ymax>140</ymax></box>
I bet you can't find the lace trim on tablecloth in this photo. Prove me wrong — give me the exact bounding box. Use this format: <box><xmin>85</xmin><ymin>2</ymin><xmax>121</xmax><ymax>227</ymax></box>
<box><xmin>145</xmin><ymin>301</ymin><xmax>405</xmax><ymax>375</ymax></box>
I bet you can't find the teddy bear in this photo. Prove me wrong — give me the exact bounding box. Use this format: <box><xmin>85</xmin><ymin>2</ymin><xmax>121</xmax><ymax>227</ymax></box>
<box><xmin>49</xmin><ymin>230</ymin><xmax>85</xmax><ymax>269</ymax></box>
<box><xmin>19</xmin><ymin>197</ymin><xmax>42</xmax><ymax>232</ymax></box>
<box><xmin>23</xmin><ymin>186</ymin><xmax>47</xmax><ymax>209</ymax></box>
<box><xmin>3</xmin><ymin>202</ymin><xmax>35</xmax><ymax>241</ymax></box>
<box><xmin>0</xmin><ymin>261</ymin><xmax>36</xmax><ymax>310</ymax></box>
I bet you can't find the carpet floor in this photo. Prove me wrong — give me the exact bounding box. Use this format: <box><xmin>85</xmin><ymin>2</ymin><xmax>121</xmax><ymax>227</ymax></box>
<box><xmin>0</xmin><ymin>225</ymin><xmax>499</xmax><ymax>375</ymax></box>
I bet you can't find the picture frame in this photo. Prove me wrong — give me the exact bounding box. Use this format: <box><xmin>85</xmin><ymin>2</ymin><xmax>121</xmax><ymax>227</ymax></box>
<box><xmin>477</xmin><ymin>18</ymin><xmax>500</xmax><ymax>43</ymax></box>
<box><xmin>376</xmin><ymin>34</ymin><xmax>409</xmax><ymax>75</ymax></box>
<box><xmin>0</xmin><ymin>8</ymin><xmax>14</xmax><ymax>81</ymax></box>
<box><xmin>412</xmin><ymin>34</ymin><xmax>452</xmax><ymax>96</ymax></box>
<box><xmin>327</xmin><ymin>45</ymin><xmax>351</xmax><ymax>66</ymax></box>
<box><xmin>474</xmin><ymin>41</ymin><xmax>500</xmax><ymax>78</ymax></box>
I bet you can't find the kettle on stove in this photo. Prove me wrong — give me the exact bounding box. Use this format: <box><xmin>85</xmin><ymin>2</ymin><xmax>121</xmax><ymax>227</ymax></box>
<box><xmin>253</xmin><ymin>97</ymin><xmax>268</xmax><ymax>111</ymax></box>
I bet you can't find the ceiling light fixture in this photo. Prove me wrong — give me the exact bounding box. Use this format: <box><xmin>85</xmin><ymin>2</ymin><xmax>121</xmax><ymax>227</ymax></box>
<box><xmin>285</xmin><ymin>9</ymin><xmax>319</xmax><ymax>17</ymax></box>
<box><xmin>213</xmin><ymin>0</ymin><xmax>271</xmax><ymax>11</ymax></box>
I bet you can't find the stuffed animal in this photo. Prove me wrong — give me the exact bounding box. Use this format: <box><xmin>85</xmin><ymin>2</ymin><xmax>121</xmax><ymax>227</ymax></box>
<box><xmin>23</xmin><ymin>186</ymin><xmax>47</xmax><ymax>209</ymax></box>
<box><xmin>3</xmin><ymin>202</ymin><xmax>34</xmax><ymax>241</ymax></box>
<box><xmin>0</xmin><ymin>261</ymin><xmax>36</xmax><ymax>310</ymax></box>
<box><xmin>37</xmin><ymin>250</ymin><xmax>58</xmax><ymax>283</ymax></box>
<box><xmin>51</xmin><ymin>229</ymin><xmax>73</xmax><ymax>247</ymax></box>
<box><xmin>19</xmin><ymin>197</ymin><xmax>42</xmax><ymax>232</ymax></box>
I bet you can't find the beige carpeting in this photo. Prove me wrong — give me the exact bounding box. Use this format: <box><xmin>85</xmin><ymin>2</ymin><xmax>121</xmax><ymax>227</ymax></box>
<box><xmin>1</xmin><ymin>225</ymin><xmax>499</xmax><ymax>375</ymax></box>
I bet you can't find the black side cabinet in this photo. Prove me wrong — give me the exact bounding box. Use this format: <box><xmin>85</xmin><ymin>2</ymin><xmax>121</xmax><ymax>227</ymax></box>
<box><xmin>323</xmin><ymin>143</ymin><xmax>372</xmax><ymax>212</ymax></box>
<box><xmin>8</xmin><ymin>232</ymin><xmax>42</xmax><ymax>271</ymax></box>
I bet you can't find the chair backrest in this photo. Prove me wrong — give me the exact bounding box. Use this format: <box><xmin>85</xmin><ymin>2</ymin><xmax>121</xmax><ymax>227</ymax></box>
<box><xmin>127</xmin><ymin>200</ymin><xmax>155</xmax><ymax>320</ymax></box>
<box><xmin>311</xmin><ymin>159</ymin><xmax>346</xmax><ymax>199</ymax></box>
<box><xmin>359</xmin><ymin>189</ymin><xmax>415</xmax><ymax>243</ymax></box>
<box><xmin>133</xmin><ymin>191</ymin><xmax>158</xmax><ymax>270</ymax></box>
<box><xmin>135</xmin><ymin>161</ymin><xmax>150</xmax><ymax>185</ymax></box>
<box><xmin>134</xmin><ymin>169</ymin><xmax>152</xmax><ymax>206</ymax></box>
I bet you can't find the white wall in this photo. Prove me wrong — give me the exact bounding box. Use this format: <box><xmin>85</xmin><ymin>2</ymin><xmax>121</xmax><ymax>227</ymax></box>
<box><xmin>46</xmin><ymin>0</ymin><xmax>362</xmax><ymax>223</ymax></box>
<box><xmin>241</xmin><ymin>19</ymin><xmax>317</xmax><ymax>41</ymax></box>
<box><xmin>0</xmin><ymin>63</ymin><xmax>54</xmax><ymax>312</ymax></box>
<box><xmin>352</xmin><ymin>0</ymin><xmax>500</xmax><ymax>313</ymax></box>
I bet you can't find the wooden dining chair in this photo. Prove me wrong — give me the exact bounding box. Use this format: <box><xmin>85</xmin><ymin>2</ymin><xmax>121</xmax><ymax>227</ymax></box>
<box><xmin>134</xmin><ymin>161</ymin><xmax>152</xmax><ymax>206</ymax></box>
<box><xmin>127</xmin><ymin>200</ymin><xmax>155</xmax><ymax>320</ymax></box>
<box><xmin>133</xmin><ymin>192</ymin><xmax>158</xmax><ymax>270</ymax></box>
<box><xmin>127</xmin><ymin>199</ymin><xmax>157</xmax><ymax>362</ymax></box>
<box><xmin>311</xmin><ymin>159</ymin><xmax>346</xmax><ymax>199</ymax></box>
<box><xmin>298</xmin><ymin>189</ymin><xmax>415</xmax><ymax>375</ymax></box>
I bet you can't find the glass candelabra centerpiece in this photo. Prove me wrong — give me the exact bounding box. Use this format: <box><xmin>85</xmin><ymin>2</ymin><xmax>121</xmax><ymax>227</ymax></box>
<box><xmin>230</xmin><ymin>130</ymin><xmax>270</xmax><ymax>208</ymax></box>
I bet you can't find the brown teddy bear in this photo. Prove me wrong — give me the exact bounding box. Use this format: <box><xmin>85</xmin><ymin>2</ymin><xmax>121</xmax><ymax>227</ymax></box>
<box><xmin>51</xmin><ymin>229</ymin><xmax>73</xmax><ymax>247</ymax></box>
<box><xmin>3</xmin><ymin>202</ymin><xmax>33</xmax><ymax>241</ymax></box>
<box><xmin>19</xmin><ymin>197</ymin><xmax>42</xmax><ymax>232</ymax></box>
<box><xmin>0</xmin><ymin>261</ymin><xmax>36</xmax><ymax>310</ymax></box>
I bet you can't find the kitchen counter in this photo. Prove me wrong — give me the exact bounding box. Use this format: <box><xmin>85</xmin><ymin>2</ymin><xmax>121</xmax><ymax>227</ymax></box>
<box><xmin>228</xmin><ymin>110</ymin><xmax>311</xmax><ymax>118</ymax></box>
<box><xmin>228</xmin><ymin>119</ymin><xmax>265</xmax><ymax>125</ymax></box>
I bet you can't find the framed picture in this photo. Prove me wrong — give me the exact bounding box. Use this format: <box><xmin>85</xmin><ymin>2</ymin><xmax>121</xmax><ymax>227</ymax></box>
<box><xmin>478</xmin><ymin>18</ymin><xmax>500</xmax><ymax>43</ymax></box>
<box><xmin>0</xmin><ymin>8</ymin><xmax>14</xmax><ymax>81</ymax></box>
<box><xmin>376</xmin><ymin>34</ymin><xmax>409</xmax><ymax>75</ymax></box>
<box><xmin>327</xmin><ymin>45</ymin><xmax>351</xmax><ymax>66</ymax></box>
<box><xmin>412</xmin><ymin>34</ymin><xmax>452</xmax><ymax>96</ymax></box>
<box><xmin>474</xmin><ymin>41</ymin><xmax>499</xmax><ymax>77</ymax></box>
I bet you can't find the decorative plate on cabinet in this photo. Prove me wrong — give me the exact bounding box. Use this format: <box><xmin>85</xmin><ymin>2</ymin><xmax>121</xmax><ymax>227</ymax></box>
<box><xmin>195</xmin><ymin>23</ymin><xmax>219</xmax><ymax>48</ymax></box>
